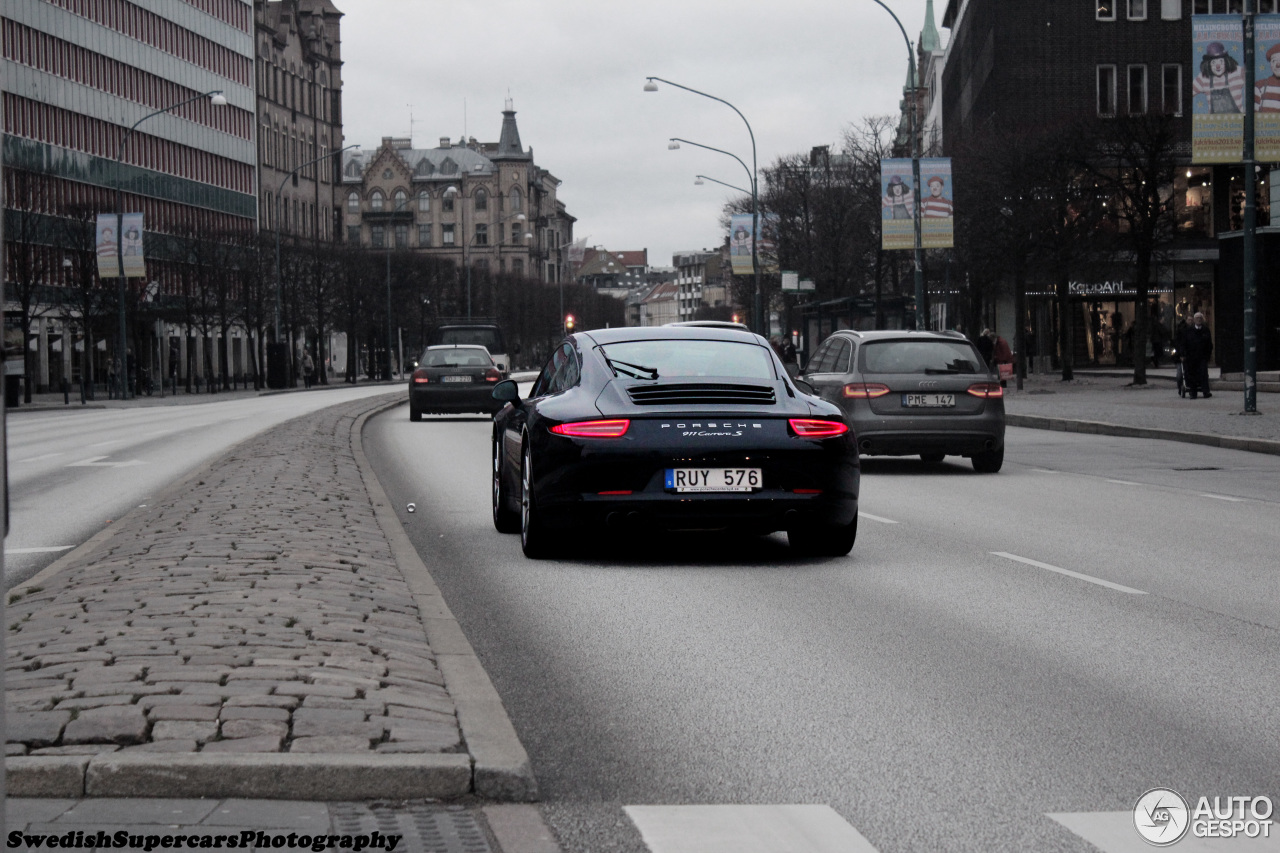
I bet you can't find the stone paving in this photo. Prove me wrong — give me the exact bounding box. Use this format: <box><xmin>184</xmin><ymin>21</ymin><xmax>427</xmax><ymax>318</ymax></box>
<box><xmin>4</xmin><ymin>394</ymin><xmax>464</xmax><ymax>758</ymax></box>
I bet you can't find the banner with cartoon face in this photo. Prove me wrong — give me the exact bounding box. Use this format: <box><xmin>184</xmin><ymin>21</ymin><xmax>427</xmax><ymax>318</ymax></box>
<box><xmin>880</xmin><ymin>159</ymin><xmax>915</xmax><ymax>251</ymax></box>
<box><xmin>919</xmin><ymin>158</ymin><xmax>954</xmax><ymax>250</ymax></box>
<box><xmin>880</xmin><ymin>158</ymin><xmax>953</xmax><ymax>250</ymax></box>
<box><xmin>728</xmin><ymin>213</ymin><xmax>779</xmax><ymax>276</ymax></box>
<box><xmin>1256</xmin><ymin>15</ymin><xmax>1280</xmax><ymax>162</ymax></box>
<box><xmin>1192</xmin><ymin>16</ymin><xmax>1245</xmax><ymax>163</ymax></box>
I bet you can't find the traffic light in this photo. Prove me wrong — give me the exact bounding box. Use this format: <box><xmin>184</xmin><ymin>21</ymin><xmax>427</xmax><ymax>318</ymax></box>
<box><xmin>564</xmin><ymin>314</ymin><xmax>576</xmax><ymax>332</ymax></box>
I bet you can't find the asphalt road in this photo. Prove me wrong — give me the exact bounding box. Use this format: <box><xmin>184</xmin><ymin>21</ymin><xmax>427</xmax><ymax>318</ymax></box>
<box><xmin>3</xmin><ymin>386</ymin><xmax>396</xmax><ymax>588</ymax></box>
<box><xmin>365</xmin><ymin>405</ymin><xmax>1280</xmax><ymax>853</ymax></box>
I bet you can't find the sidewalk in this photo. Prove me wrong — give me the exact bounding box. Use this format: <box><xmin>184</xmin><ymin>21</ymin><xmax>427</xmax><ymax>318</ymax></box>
<box><xmin>4</xmin><ymin>393</ymin><xmax>534</xmax><ymax>803</ymax></box>
<box><xmin>1004</xmin><ymin>370</ymin><xmax>1280</xmax><ymax>455</ymax></box>
<box><xmin>6</xmin><ymin>378</ymin><xmax>406</xmax><ymax>412</ymax></box>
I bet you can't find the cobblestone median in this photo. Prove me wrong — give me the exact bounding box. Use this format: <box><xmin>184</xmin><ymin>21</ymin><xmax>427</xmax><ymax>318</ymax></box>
<box><xmin>4</xmin><ymin>394</ymin><xmax>464</xmax><ymax>758</ymax></box>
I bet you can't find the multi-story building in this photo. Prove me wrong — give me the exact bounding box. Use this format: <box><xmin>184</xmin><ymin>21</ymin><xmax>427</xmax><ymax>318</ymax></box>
<box><xmin>3</xmin><ymin>0</ymin><xmax>258</xmax><ymax>392</ymax></box>
<box><xmin>574</xmin><ymin>247</ymin><xmax>654</xmax><ymax>296</ymax></box>
<box><xmin>672</xmin><ymin>248</ymin><xmax>731</xmax><ymax>323</ymax></box>
<box><xmin>255</xmin><ymin>0</ymin><xmax>344</xmax><ymax>242</ymax></box>
<box><xmin>340</xmin><ymin>102</ymin><xmax>574</xmax><ymax>284</ymax></box>
<box><xmin>932</xmin><ymin>0</ymin><xmax>1279</xmax><ymax>371</ymax></box>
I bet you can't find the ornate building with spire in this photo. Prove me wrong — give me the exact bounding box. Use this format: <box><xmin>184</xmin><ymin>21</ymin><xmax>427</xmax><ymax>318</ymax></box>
<box><xmin>340</xmin><ymin>102</ymin><xmax>574</xmax><ymax>284</ymax></box>
<box><xmin>894</xmin><ymin>0</ymin><xmax>945</xmax><ymax>157</ymax></box>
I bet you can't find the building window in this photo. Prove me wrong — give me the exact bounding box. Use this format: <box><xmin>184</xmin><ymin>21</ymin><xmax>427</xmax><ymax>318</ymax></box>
<box><xmin>474</xmin><ymin>224</ymin><xmax>488</xmax><ymax>246</ymax></box>
<box><xmin>1161</xmin><ymin>0</ymin><xmax>1182</xmax><ymax>19</ymax></box>
<box><xmin>418</xmin><ymin>190</ymin><xmax>430</xmax><ymax>212</ymax></box>
<box><xmin>1193</xmin><ymin>0</ymin><xmax>1244</xmax><ymax>11</ymax></box>
<box><xmin>509</xmin><ymin>188</ymin><xmax>522</xmax><ymax>212</ymax></box>
<box><xmin>1098</xmin><ymin>65</ymin><xmax>1118</xmax><ymax>116</ymax></box>
<box><xmin>394</xmin><ymin>224</ymin><xmax>408</xmax><ymax>248</ymax></box>
<box><xmin>371</xmin><ymin>225</ymin><xmax>385</xmax><ymax>248</ymax></box>
<box><xmin>346</xmin><ymin>191</ymin><xmax>359</xmax><ymax>213</ymax></box>
<box><xmin>1098</xmin><ymin>0</ymin><xmax>1116</xmax><ymax>19</ymax></box>
<box><xmin>370</xmin><ymin>190</ymin><xmax>384</xmax><ymax>211</ymax></box>
<box><xmin>393</xmin><ymin>189</ymin><xmax>407</xmax><ymax>211</ymax></box>
<box><xmin>1128</xmin><ymin>65</ymin><xmax>1148</xmax><ymax>114</ymax></box>
<box><xmin>1163</xmin><ymin>64</ymin><xmax>1183</xmax><ymax>115</ymax></box>
<box><xmin>474</xmin><ymin>188</ymin><xmax>488</xmax><ymax>211</ymax></box>
<box><xmin>418</xmin><ymin>224</ymin><xmax>431</xmax><ymax>246</ymax></box>
<box><xmin>1127</xmin><ymin>0</ymin><xmax>1147</xmax><ymax>19</ymax></box>
<box><xmin>442</xmin><ymin>224</ymin><xmax>455</xmax><ymax>245</ymax></box>
<box><xmin>347</xmin><ymin>225</ymin><xmax>360</xmax><ymax>244</ymax></box>
<box><xmin>513</xmin><ymin>258</ymin><xmax>524</xmax><ymax>276</ymax></box>
<box><xmin>442</xmin><ymin>195</ymin><xmax>454</xmax><ymax>213</ymax></box>
<box><xmin>512</xmin><ymin>223</ymin><xmax>524</xmax><ymax>243</ymax></box>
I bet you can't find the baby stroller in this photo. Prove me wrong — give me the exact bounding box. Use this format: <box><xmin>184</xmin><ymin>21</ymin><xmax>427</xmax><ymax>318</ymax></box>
<box><xmin>1171</xmin><ymin>345</ymin><xmax>1186</xmax><ymax>398</ymax></box>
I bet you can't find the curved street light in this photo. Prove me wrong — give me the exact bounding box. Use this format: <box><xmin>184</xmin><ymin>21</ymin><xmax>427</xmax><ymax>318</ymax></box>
<box><xmin>645</xmin><ymin>77</ymin><xmax>762</xmax><ymax>336</ymax></box>
<box><xmin>695</xmin><ymin>174</ymin><xmax>751</xmax><ymax>195</ymax></box>
<box><xmin>113</xmin><ymin>89</ymin><xmax>225</xmax><ymax>399</ymax></box>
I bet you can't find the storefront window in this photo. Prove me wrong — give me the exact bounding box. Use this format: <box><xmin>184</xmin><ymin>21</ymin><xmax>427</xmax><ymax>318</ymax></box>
<box><xmin>1177</xmin><ymin>168</ymin><xmax>1213</xmax><ymax>237</ymax></box>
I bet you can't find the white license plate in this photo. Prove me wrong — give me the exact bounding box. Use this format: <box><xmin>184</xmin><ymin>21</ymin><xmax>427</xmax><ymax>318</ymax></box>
<box><xmin>902</xmin><ymin>394</ymin><xmax>954</xmax><ymax>407</ymax></box>
<box><xmin>442</xmin><ymin>375</ymin><xmax>473</xmax><ymax>383</ymax></box>
<box><xmin>664</xmin><ymin>468</ymin><xmax>762</xmax><ymax>492</ymax></box>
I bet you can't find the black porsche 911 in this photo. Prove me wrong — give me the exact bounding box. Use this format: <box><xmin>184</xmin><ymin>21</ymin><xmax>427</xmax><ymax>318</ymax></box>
<box><xmin>490</xmin><ymin>326</ymin><xmax>860</xmax><ymax>558</ymax></box>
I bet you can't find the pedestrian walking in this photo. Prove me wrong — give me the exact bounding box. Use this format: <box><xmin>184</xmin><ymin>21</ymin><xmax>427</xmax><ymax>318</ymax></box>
<box><xmin>991</xmin><ymin>331</ymin><xmax>1014</xmax><ymax>386</ymax></box>
<box><xmin>302</xmin><ymin>351</ymin><xmax>315</xmax><ymax>389</ymax></box>
<box><xmin>975</xmin><ymin>328</ymin><xmax>995</xmax><ymax>369</ymax></box>
<box><xmin>1177</xmin><ymin>311</ymin><xmax>1213</xmax><ymax>399</ymax></box>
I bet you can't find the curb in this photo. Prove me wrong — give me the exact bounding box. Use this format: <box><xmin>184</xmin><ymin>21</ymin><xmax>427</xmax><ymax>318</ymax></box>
<box><xmin>1005</xmin><ymin>413</ymin><xmax>1280</xmax><ymax>456</ymax></box>
<box><xmin>351</xmin><ymin>400</ymin><xmax>539</xmax><ymax>802</ymax></box>
<box><xmin>7</xmin><ymin>392</ymin><xmax>537</xmax><ymax>801</ymax></box>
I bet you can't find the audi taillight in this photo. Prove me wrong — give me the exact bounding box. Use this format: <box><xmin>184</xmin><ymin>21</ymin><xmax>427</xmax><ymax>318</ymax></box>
<box><xmin>843</xmin><ymin>383</ymin><xmax>891</xmax><ymax>399</ymax></box>
<box><xmin>788</xmin><ymin>418</ymin><xmax>849</xmax><ymax>438</ymax></box>
<box><xmin>485</xmin><ymin>368</ymin><xmax>502</xmax><ymax>383</ymax></box>
<box><xmin>967</xmin><ymin>383</ymin><xmax>1004</xmax><ymax>399</ymax></box>
<box><xmin>550</xmin><ymin>419</ymin><xmax>631</xmax><ymax>438</ymax></box>
<box><xmin>412</xmin><ymin>369</ymin><xmax>430</xmax><ymax>384</ymax></box>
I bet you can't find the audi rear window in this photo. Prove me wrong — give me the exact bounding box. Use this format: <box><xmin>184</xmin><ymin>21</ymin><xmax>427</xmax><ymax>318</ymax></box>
<box><xmin>599</xmin><ymin>340</ymin><xmax>777</xmax><ymax>380</ymax></box>
<box><xmin>860</xmin><ymin>340</ymin><xmax>982</xmax><ymax>374</ymax></box>
<box><xmin>420</xmin><ymin>348</ymin><xmax>493</xmax><ymax>367</ymax></box>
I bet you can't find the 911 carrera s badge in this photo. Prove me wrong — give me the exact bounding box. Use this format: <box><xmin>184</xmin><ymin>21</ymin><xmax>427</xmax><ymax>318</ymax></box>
<box><xmin>659</xmin><ymin>422</ymin><xmax>761</xmax><ymax>437</ymax></box>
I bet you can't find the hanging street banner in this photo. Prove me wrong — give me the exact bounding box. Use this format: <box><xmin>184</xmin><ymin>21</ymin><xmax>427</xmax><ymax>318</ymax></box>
<box><xmin>880</xmin><ymin>159</ymin><xmax>915</xmax><ymax>250</ymax></box>
<box><xmin>95</xmin><ymin>213</ymin><xmax>146</xmax><ymax>278</ymax></box>
<box><xmin>919</xmin><ymin>157</ymin><xmax>955</xmax><ymax>249</ymax></box>
<box><xmin>1192</xmin><ymin>16</ymin><xmax>1245</xmax><ymax>163</ymax></box>
<box><xmin>728</xmin><ymin>213</ymin><xmax>780</xmax><ymax>276</ymax></box>
<box><xmin>1256</xmin><ymin>15</ymin><xmax>1280</xmax><ymax>162</ymax></box>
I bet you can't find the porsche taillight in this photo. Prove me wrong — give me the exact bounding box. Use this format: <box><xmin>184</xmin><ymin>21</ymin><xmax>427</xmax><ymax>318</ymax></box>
<box><xmin>842</xmin><ymin>383</ymin><xmax>891</xmax><ymax>398</ymax></box>
<box><xmin>788</xmin><ymin>418</ymin><xmax>849</xmax><ymax>438</ymax></box>
<box><xmin>550</xmin><ymin>419</ymin><xmax>631</xmax><ymax>438</ymax></box>
<box><xmin>966</xmin><ymin>382</ymin><xmax>1004</xmax><ymax>399</ymax></box>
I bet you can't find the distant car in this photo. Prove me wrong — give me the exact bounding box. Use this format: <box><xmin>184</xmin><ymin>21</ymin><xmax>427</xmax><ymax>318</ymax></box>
<box><xmin>665</xmin><ymin>320</ymin><xmax>751</xmax><ymax>331</ymax></box>
<box><xmin>490</xmin><ymin>325</ymin><xmax>860</xmax><ymax>558</ymax></box>
<box><xmin>408</xmin><ymin>345</ymin><xmax>503</xmax><ymax>421</ymax></box>
<box><xmin>427</xmin><ymin>324</ymin><xmax>511</xmax><ymax>374</ymax></box>
<box><xmin>799</xmin><ymin>329</ymin><xmax>1005</xmax><ymax>472</ymax></box>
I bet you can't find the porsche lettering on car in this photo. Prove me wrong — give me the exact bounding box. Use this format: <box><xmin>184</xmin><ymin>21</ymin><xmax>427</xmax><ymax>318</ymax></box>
<box><xmin>489</xmin><ymin>326</ymin><xmax>860</xmax><ymax>559</ymax></box>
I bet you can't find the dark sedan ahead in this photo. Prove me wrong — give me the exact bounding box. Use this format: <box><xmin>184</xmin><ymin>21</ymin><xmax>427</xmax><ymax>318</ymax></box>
<box><xmin>490</xmin><ymin>326</ymin><xmax>860</xmax><ymax>558</ymax></box>
<box><xmin>408</xmin><ymin>345</ymin><xmax>504</xmax><ymax>420</ymax></box>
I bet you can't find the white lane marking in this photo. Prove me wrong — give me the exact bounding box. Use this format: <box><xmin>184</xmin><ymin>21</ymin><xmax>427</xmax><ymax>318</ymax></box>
<box><xmin>1031</xmin><ymin>468</ymin><xmax>1060</xmax><ymax>474</ymax></box>
<box><xmin>5</xmin><ymin>546</ymin><xmax>75</xmax><ymax>554</ymax></box>
<box><xmin>14</xmin><ymin>453</ymin><xmax>63</xmax><ymax>464</ymax></box>
<box><xmin>625</xmin><ymin>805</ymin><xmax>880</xmax><ymax>853</ymax></box>
<box><xmin>1106</xmin><ymin>479</ymin><xmax>1140</xmax><ymax>485</ymax></box>
<box><xmin>992</xmin><ymin>552</ymin><xmax>1147</xmax><ymax>595</ymax></box>
<box><xmin>1048</xmin><ymin>811</ymin><xmax>1279</xmax><ymax>852</ymax></box>
<box><xmin>67</xmin><ymin>456</ymin><xmax>145</xmax><ymax>468</ymax></box>
<box><xmin>145</xmin><ymin>430</ymin><xmax>174</xmax><ymax>438</ymax></box>
<box><xmin>1200</xmin><ymin>493</ymin><xmax>1246</xmax><ymax>502</ymax></box>
<box><xmin>858</xmin><ymin>512</ymin><xmax>899</xmax><ymax>525</ymax></box>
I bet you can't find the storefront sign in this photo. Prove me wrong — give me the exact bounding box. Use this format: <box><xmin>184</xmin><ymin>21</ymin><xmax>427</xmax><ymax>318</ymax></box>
<box><xmin>1069</xmin><ymin>281</ymin><xmax>1129</xmax><ymax>295</ymax></box>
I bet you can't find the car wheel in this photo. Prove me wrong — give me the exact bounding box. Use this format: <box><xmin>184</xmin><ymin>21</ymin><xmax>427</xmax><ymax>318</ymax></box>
<box><xmin>788</xmin><ymin>514</ymin><xmax>858</xmax><ymax>557</ymax></box>
<box><xmin>409</xmin><ymin>404</ymin><xmax>422</xmax><ymax>422</ymax></box>
<box><xmin>971</xmin><ymin>446</ymin><xmax>1004</xmax><ymax>473</ymax></box>
<box><xmin>520</xmin><ymin>440</ymin><xmax>553</xmax><ymax>558</ymax></box>
<box><xmin>920</xmin><ymin>452</ymin><xmax>945</xmax><ymax>464</ymax></box>
<box><xmin>492</xmin><ymin>436</ymin><xmax>520</xmax><ymax>533</ymax></box>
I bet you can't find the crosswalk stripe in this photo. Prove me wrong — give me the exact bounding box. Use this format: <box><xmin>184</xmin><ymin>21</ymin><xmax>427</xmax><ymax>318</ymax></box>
<box><xmin>624</xmin><ymin>805</ymin><xmax>879</xmax><ymax>853</ymax></box>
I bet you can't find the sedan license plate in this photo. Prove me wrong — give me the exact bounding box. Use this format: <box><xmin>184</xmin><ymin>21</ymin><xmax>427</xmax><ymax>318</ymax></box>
<box><xmin>902</xmin><ymin>393</ymin><xmax>954</xmax><ymax>407</ymax></box>
<box><xmin>441</xmin><ymin>375</ymin><xmax>473</xmax><ymax>383</ymax></box>
<box><xmin>665</xmin><ymin>468</ymin><xmax>761</xmax><ymax>492</ymax></box>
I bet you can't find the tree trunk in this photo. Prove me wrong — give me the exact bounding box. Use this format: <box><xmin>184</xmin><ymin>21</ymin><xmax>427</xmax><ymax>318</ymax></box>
<box><xmin>1131</xmin><ymin>250</ymin><xmax>1150</xmax><ymax>386</ymax></box>
<box><xmin>1014</xmin><ymin>252</ymin><xmax>1026</xmax><ymax>391</ymax></box>
<box><xmin>1057</xmin><ymin>273</ymin><xmax>1074</xmax><ymax>381</ymax></box>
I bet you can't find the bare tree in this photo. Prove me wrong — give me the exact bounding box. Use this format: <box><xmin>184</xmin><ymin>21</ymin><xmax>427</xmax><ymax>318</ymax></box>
<box><xmin>4</xmin><ymin>169</ymin><xmax>55</xmax><ymax>401</ymax></box>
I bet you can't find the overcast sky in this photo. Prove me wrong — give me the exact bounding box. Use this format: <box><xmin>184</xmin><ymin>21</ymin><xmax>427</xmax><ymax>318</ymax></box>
<box><xmin>340</xmin><ymin>1</ymin><xmax>941</xmax><ymax>269</ymax></box>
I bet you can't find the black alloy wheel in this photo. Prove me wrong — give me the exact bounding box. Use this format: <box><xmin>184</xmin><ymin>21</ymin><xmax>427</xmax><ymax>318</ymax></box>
<box><xmin>788</xmin><ymin>514</ymin><xmax>858</xmax><ymax>557</ymax></box>
<box><xmin>520</xmin><ymin>440</ymin><xmax>552</xmax><ymax>558</ymax></box>
<box><xmin>492</xmin><ymin>436</ymin><xmax>520</xmax><ymax>533</ymax></box>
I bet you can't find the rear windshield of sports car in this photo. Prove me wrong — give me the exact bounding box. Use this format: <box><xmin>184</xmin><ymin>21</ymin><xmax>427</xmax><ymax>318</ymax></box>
<box><xmin>420</xmin><ymin>348</ymin><xmax>493</xmax><ymax>367</ymax></box>
<box><xmin>598</xmin><ymin>340</ymin><xmax>777</xmax><ymax>380</ymax></box>
<box><xmin>860</xmin><ymin>340</ymin><xmax>983</xmax><ymax>374</ymax></box>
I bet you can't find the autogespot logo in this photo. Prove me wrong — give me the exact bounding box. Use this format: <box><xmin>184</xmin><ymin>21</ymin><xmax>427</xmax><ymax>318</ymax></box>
<box><xmin>1134</xmin><ymin>788</ymin><xmax>1191</xmax><ymax>846</ymax></box>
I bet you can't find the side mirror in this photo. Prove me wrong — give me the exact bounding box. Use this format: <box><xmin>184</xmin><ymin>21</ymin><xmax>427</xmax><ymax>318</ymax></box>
<box><xmin>792</xmin><ymin>378</ymin><xmax>817</xmax><ymax>396</ymax></box>
<box><xmin>492</xmin><ymin>379</ymin><xmax>520</xmax><ymax>403</ymax></box>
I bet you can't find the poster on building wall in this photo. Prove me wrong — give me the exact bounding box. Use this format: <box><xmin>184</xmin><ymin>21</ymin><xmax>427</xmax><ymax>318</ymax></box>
<box><xmin>880</xmin><ymin>159</ymin><xmax>915</xmax><ymax>251</ymax></box>
<box><xmin>728</xmin><ymin>213</ymin><xmax>779</xmax><ymax>275</ymax></box>
<box><xmin>1256</xmin><ymin>15</ymin><xmax>1280</xmax><ymax>162</ymax></box>
<box><xmin>120</xmin><ymin>213</ymin><xmax>146</xmax><ymax>278</ymax></box>
<box><xmin>919</xmin><ymin>157</ymin><xmax>955</xmax><ymax>249</ymax></box>
<box><xmin>1192</xmin><ymin>15</ymin><xmax>1245</xmax><ymax>164</ymax></box>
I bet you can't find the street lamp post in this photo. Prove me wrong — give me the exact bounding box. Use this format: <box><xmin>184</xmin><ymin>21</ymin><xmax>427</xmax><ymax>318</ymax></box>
<box><xmin>695</xmin><ymin>174</ymin><xmax>751</xmax><ymax>195</ymax></box>
<box><xmin>114</xmin><ymin>90</ymin><xmax>226</xmax><ymax>400</ymax></box>
<box><xmin>1242</xmin><ymin>5</ymin><xmax>1259</xmax><ymax>415</ymax></box>
<box><xmin>868</xmin><ymin>0</ymin><xmax>926</xmax><ymax>331</ymax></box>
<box><xmin>645</xmin><ymin>77</ymin><xmax>763</xmax><ymax>336</ymax></box>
